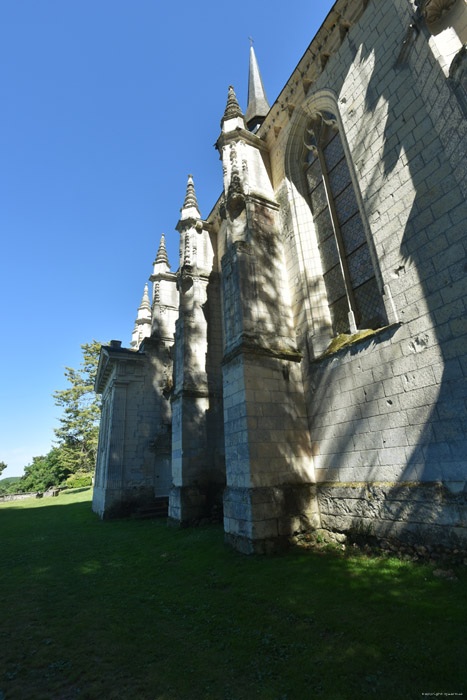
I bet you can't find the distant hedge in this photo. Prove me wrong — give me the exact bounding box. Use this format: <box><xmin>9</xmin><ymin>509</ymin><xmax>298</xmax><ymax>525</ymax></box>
<box><xmin>65</xmin><ymin>472</ymin><xmax>93</xmax><ymax>489</ymax></box>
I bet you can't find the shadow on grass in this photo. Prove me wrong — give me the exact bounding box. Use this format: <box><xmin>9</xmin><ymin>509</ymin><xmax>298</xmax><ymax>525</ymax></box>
<box><xmin>1</xmin><ymin>492</ymin><xmax>466</xmax><ymax>699</ymax></box>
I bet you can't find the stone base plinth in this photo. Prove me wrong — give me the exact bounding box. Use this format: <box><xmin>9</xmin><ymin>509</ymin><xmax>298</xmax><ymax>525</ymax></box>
<box><xmin>223</xmin><ymin>483</ymin><xmax>320</xmax><ymax>554</ymax></box>
<box><xmin>92</xmin><ymin>485</ymin><xmax>157</xmax><ymax>519</ymax></box>
<box><xmin>168</xmin><ymin>482</ymin><xmax>224</xmax><ymax>526</ymax></box>
<box><xmin>317</xmin><ymin>481</ymin><xmax>467</xmax><ymax>548</ymax></box>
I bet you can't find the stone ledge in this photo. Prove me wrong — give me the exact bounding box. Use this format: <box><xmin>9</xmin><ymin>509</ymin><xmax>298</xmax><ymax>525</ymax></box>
<box><xmin>312</xmin><ymin>322</ymin><xmax>402</xmax><ymax>364</ymax></box>
<box><xmin>222</xmin><ymin>337</ymin><xmax>302</xmax><ymax>366</ymax></box>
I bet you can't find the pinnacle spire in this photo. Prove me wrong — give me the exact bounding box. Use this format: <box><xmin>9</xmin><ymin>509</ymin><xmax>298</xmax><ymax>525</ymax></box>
<box><xmin>155</xmin><ymin>233</ymin><xmax>170</xmax><ymax>267</ymax></box>
<box><xmin>139</xmin><ymin>283</ymin><xmax>151</xmax><ymax>311</ymax></box>
<box><xmin>221</xmin><ymin>85</ymin><xmax>245</xmax><ymax>127</ymax></box>
<box><xmin>245</xmin><ymin>45</ymin><xmax>270</xmax><ymax>131</ymax></box>
<box><xmin>180</xmin><ymin>174</ymin><xmax>201</xmax><ymax>218</ymax></box>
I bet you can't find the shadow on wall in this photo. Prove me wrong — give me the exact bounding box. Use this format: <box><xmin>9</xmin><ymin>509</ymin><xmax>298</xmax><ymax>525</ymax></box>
<box><xmin>303</xmin><ymin>1</ymin><xmax>466</xmax><ymax>544</ymax></box>
<box><xmin>359</xmin><ymin>5</ymin><xmax>467</xmax><ymax>479</ymax></box>
<box><xmin>171</xmin><ymin>259</ymin><xmax>226</xmax><ymax>518</ymax></box>
<box><xmin>221</xmin><ymin>188</ymin><xmax>320</xmax><ymax>549</ymax></box>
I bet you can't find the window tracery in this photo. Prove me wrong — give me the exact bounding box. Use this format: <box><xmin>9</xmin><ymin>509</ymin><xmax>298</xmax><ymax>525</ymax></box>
<box><xmin>303</xmin><ymin>110</ymin><xmax>386</xmax><ymax>335</ymax></box>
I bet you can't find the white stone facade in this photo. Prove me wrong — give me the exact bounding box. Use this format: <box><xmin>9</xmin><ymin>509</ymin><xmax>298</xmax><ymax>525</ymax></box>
<box><xmin>93</xmin><ymin>0</ymin><xmax>467</xmax><ymax>553</ymax></box>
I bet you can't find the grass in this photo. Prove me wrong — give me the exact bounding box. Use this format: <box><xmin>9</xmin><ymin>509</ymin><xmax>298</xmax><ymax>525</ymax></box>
<box><xmin>0</xmin><ymin>489</ymin><xmax>466</xmax><ymax>699</ymax></box>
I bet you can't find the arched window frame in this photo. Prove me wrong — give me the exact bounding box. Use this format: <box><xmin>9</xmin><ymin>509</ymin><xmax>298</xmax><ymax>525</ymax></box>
<box><xmin>303</xmin><ymin>108</ymin><xmax>388</xmax><ymax>335</ymax></box>
<box><xmin>283</xmin><ymin>91</ymin><xmax>398</xmax><ymax>354</ymax></box>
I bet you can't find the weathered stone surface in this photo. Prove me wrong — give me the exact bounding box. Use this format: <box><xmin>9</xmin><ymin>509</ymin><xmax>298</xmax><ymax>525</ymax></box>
<box><xmin>94</xmin><ymin>0</ymin><xmax>467</xmax><ymax>553</ymax></box>
<box><xmin>317</xmin><ymin>481</ymin><xmax>467</xmax><ymax>547</ymax></box>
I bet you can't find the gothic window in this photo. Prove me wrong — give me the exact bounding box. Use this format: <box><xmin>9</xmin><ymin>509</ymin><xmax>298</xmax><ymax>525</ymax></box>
<box><xmin>304</xmin><ymin>110</ymin><xmax>386</xmax><ymax>335</ymax></box>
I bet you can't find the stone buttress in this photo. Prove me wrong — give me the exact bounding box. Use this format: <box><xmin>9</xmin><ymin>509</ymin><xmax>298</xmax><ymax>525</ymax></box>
<box><xmin>92</xmin><ymin>235</ymin><xmax>178</xmax><ymax>518</ymax></box>
<box><xmin>168</xmin><ymin>176</ymin><xmax>225</xmax><ymax>525</ymax></box>
<box><xmin>216</xmin><ymin>87</ymin><xmax>320</xmax><ymax>553</ymax></box>
<box><xmin>93</xmin><ymin>1</ymin><xmax>467</xmax><ymax>551</ymax></box>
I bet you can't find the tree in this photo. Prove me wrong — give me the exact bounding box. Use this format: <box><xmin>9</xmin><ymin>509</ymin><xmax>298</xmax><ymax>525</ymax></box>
<box><xmin>52</xmin><ymin>340</ymin><xmax>103</xmax><ymax>475</ymax></box>
<box><xmin>17</xmin><ymin>449</ymin><xmax>69</xmax><ymax>493</ymax></box>
<box><xmin>0</xmin><ymin>461</ymin><xmax>6</xmax><ymax>478</ymax></box>
<box><xmin>0</xmin><ymin>476</ymin><xmax>21</xmax><ymax>495</ymax></box>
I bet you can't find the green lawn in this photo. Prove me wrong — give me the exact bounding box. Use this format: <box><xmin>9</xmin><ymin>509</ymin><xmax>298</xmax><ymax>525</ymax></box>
<box><xmin>0</xmin><ymin>489</ymin><xmax>466</xmax><ymax>699</ymax></box>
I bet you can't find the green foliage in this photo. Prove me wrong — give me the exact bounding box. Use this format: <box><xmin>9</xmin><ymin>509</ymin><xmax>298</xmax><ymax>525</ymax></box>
<box><xmin>11</xmin><ymin>340</ymin><xmax>103</xmax><ymax>493</ymax></box>
<box><xmin>0</xmin><ymin>476</ymin><xmax>20</xmax><ymax>495</ymax></box>
<box><xmin>0</xmin><ymin>461</ymin><xmax>7</xmax><ymax>478</ymax></box>
<box><xmin>53</xmin><ymin>340</ymin><xmax>102</xmax><ymax>475</ymax></box>
<box><xmin>16</xmin><ymin>448</ymin><xmax>69</xmax><ymax>493</ymax></box>
<box><xmin>65</xmin><ymin>471</ymin><xmax>93</xmax><ymax>489</ymax></box>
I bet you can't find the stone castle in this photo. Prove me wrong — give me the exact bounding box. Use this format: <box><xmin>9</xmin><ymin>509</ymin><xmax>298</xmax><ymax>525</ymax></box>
<box><xmin>93</xmin><ymin>0</ymin><xmax>467</xmax><ymax>553</ymax></box>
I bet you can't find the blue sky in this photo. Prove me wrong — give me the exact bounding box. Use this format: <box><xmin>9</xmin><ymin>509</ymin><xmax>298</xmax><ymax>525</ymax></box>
<box><xmin>0</xmin><ymin>0</ymin><xmax>334</xmax><ymax>478</ymax></box>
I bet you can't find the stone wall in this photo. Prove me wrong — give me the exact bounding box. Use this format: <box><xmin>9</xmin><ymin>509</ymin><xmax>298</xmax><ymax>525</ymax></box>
<box><xmin>93</xmin><ymin>0</ymin><xmax>467</xmax><ymax>552</ymax></box>
<box><xmin>0</xmin><ymin>488</ymin><xmax>61</xmax><ymax>503</ymax></box>
<box><xmin>93</xmin><ymin>339</ymin><xmax>173</xmax><ymax>518</ymax></box>
<box><xmin>317</xmin><ymin>481</ymin><xmax>467</xmax><ymax>547</ymax></box>
<box><xmin>265</xmin><ymin>0</ymin><xmax>467</xmax><ymax>545</ymax></box>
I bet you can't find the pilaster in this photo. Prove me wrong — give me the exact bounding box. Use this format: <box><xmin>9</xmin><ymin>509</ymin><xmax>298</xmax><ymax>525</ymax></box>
<box><xmin>168</xmin><ymin>176</ymin><xmax>225</xmax><ymax>525</ymax></box>
<box><xmin>217</xmin><ymin>87</ymin><xmax>320</xmax><ymax>552</ymax></box>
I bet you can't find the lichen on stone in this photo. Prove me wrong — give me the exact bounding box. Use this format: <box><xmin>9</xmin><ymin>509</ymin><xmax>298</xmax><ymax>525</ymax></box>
<box><xmin>320</xmin><ymin>328</ymin><xmax>384</xmax><ymax>359</ymax></box>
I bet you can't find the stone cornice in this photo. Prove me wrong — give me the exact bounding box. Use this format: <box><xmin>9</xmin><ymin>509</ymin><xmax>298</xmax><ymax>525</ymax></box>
<box><xmin>139</xmin><ymin>336</ymin><xmax>173</xmax><ymax>351</ymax></box>
<box><xmin>149</xmin><ymin>270</ymin><xmax>177</xmax><ymax>283</ymax></box>
<box><xmin>222</xmin><ymin>335</ymin><xmax>302</xmax><ymax>366</ymax></box>
<box><xmin>216</xmin><ymin>126</ymin><xmax>270</xmax><ymax>154</ymax></box>
<box><xmin>171</xmin><ymin>387</ymin><xmax>210</xmax><ymax>401</ymax></box>
<box><xmin>176</xmin><ymin>216</ymin><xmax>202</xmax><ymax>233</ymax></box>
<box><xmin>95</xmin><ymin>345</ymin><xmax>143</xmax><ymax>394</ymax></box>
<box><xmin>258</xmin><ymin>0</ymin><xmax>371</xmax><ymax>141</ymax></box>
<box><xmin>246</xmin><ymin>192</ymin><xmax>280</xmax><ymax>211</ymax></box>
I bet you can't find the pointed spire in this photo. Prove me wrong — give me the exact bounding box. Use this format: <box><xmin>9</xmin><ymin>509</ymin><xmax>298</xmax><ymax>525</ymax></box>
<box><xmin>182</xmin><ymin>175</ymin><xmax>199</xmax><ymax>211</ymax></box>
<box><xmin>245</xmin><ymin>45</ymin><xmax>270</xmax><ymax>131</ymax></box>
<box><xmin>221</xmin><ymin>85</ymin><xmax>245</xmax><ymax>127</ymax></box>
<box><xmin>133</xmin><ymin>283</ymin><xmax>151</xmax><ymax>348</ymax></box>
<box><xmin>155</xmin><ymin>233</ymin><xmax>170</xmax><ymax>267</ymax></box>
<box><xmin>179</xmin><ymin>174</ymin><xmax>201</xmax><ymax>220</ymax></box>
<box><xmin>138</xmin><ymin>283</ymin><xmax>151</xmax><ymax>312</ymax></box>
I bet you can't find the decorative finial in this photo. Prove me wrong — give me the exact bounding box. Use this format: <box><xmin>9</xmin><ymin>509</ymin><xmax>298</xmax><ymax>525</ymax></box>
<box><xmin>155</xmin><ymin>233</ymin><xmax>170</xmax><ymax>266</ymax></box>
<box><xmin>249</xmin><ymin>36</ymin><xmax>254</xmax><ymax>47</ymax></box>
<box><xmin>182</xmin><ymin>174</ymin><xmax>200</xmax><ymax>213</ymax></box>
<box><xmin>221</xmin><ymin>85</ymin><xmax>245</xmax><ymax>126</ymax></box>
<box><xmin>139</xmin><ymin>283</ymin><xmax>151</xmax><ymax>310</ymax></box>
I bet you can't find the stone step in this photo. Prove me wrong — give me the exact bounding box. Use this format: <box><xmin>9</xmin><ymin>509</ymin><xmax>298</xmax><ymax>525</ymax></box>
<box><xmin>131</xmin><ymin>498</ymin><xmax>169</xmax><ymax>520</ymax></box>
